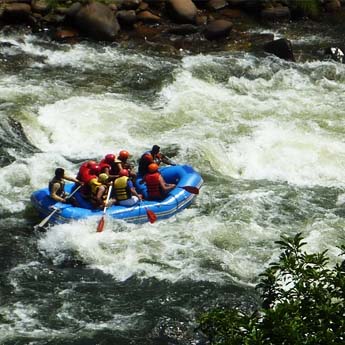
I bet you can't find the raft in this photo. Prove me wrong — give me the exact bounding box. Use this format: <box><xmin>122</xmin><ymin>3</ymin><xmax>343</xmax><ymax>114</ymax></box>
<box><xmin>31</xmin><ymin>164</ymin><xmax>203</xmax><ymax>225</ymax></box>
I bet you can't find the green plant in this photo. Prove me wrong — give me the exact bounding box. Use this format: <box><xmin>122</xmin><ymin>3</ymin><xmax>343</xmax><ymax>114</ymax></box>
<box><xmin>198</xmin><ymin>233</ymin><xmax>345</xmax><ymax>345</ymax></box>
<box><xmin>289</xmin><ymin>0</ymin><xmax>321</xmax><ymax>18</ymax></box>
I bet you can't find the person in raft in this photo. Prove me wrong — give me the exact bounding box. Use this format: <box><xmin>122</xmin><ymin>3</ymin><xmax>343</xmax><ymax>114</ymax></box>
<box><xmin>143</xmin><ymin>163</ymin><xmax>176</xmax><ymax>200</ymax></box>
<box><xmin>49</xmin><ymin>168</ymin><xmax>81</xmax><ymax>205</ymax></box>
<box><xmin>89</xmin><ymin>173</ymin><xmax>114</xmax><ymax>209</ymax></box>
<box><xmin>113</xmin><ymin>169</ymin><xmax>142</xmax><ymax>206</ymax></box>
<box><xmin>117</xmin><ymin>150</ymin><xmax>137</xmax><ymax>181</ymax></box>
<box><xmin>138</xmin><ymin>145</ymin><xmax>175</xmax><ymax>176</ymax></box>
<box><xmin>99</xmin><ymin>153</ymin><xmax>122</xmax><ymax>181</ymax></box>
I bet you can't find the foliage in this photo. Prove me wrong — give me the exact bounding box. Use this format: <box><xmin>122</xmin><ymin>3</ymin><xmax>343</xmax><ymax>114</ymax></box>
<box><xmin>198</xmin><ymin>233</ymin><xmax>345</xmax><ymax>345</ymax></box>
<box><xmin>289</xmin><ymin>0</ymin><xmax>321</xmax><ymax>18</ymax></box>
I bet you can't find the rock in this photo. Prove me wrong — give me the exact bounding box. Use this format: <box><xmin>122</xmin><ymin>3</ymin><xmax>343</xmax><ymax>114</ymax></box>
<box><xmin>31</xmin><ymin>0</ymin><xmax>50</xmax><ymax>14</ymax></box>
<box><xmin>166</xmin><ymin>23</ymin><xmax>199</xmax><ymax>35</ymax></box>
<box><xmin>136</xmin><ymin>10</ymin><xmax>161</xmax><ymax>23</ymax></box>
<box><xmin>324</xmin><ymin>47</ymin><xmax>344</xmax><ymax>63</ymax></box>
<box><xmin>203</xmin><ymin>19</ymin><xmax>233</xmax><ymax>40</ymax></box>
<box><xmin>3</xmin><ymin>3</ymin><xmax>31</xmax><ymax>21</ymax></box>
<box><xmin>122</xmin><ymin>0</ymin><xmax>141</xmax><ymax>10</ymax></box>
<box><xmin>166</xmin><ymin>0</ymin><xmax>198</xmax><ymax>24</ymax></box>
<box><xmin>325</xmin><ymin>0</ymin><xmax>341</xmax><ymax>12</ymax></box>
<box><xmin>207</xmin><ymin>0</ymin><xmax>229</xmax><ymax>11</ymax></box>
<box><xmin>53</xmin><ymin>27</ymin><xmax>79</xmax><ymax>41</ymax></box>
<box><xmin>261</xmin><ymin>6</ymin><xmax>290</xmax><ymax>21</ymax></box>
<box><xmin>117</xmin><ymin>10</ymin><xmax>137</xmax><ymax>26</ymax></box>
<box><xmin>73</xmin><ymin>2</ymin><xmax>120</xmax><ymax>41</ymax></box>
<box><xmin>264</xmin><ymin>38</ymin><xmax>295</xmax><ymax>61</ymax></box>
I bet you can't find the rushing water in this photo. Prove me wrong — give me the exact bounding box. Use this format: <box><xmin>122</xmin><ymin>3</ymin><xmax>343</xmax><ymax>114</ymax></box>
<box><xmin>1</xmin><ymin>23</ymin><xmax>345</xmax><ymax>344</ymax></box>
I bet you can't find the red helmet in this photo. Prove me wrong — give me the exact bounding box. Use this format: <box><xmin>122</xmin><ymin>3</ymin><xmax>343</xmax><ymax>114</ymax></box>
<box><xmin>86</xmin><ymin>160</ymin><xmax>97</xmax><ymax>168</ymax></box>
<box><xmin>105</xmin><ymin>154</ymin><xmax>115</xmax><ymax>163</ymax></box>
<box><xmin>118</xmin><ymin>150</ymin><xmax>129</xmax><ymax>160</ymax></box>
<box><xmin>119</xmin><ymin>169</ymin><xmax>129</xmax><ymax>177</ymax></box>
<box><xmin>148</xmin><ymin>163</ymin><xmax>159</xmax><ymax>173</ymax></box>
<box><xmin>89</xmin><ymin>163</ymin><xmax>101</xmax><ymax>175</ymax></box>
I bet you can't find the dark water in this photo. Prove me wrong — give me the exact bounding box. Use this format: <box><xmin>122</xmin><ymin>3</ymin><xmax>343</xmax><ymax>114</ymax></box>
<box><xmin>1</xmin><ymin>21</ymin><xmax>345</xmax><ymax>343</ymax></box>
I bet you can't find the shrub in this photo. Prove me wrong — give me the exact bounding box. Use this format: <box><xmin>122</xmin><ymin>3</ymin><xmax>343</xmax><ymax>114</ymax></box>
<box><xmin>198</xmin><ymin>233</ymin><xmax>345</xmax><ymax>345</ymax></box>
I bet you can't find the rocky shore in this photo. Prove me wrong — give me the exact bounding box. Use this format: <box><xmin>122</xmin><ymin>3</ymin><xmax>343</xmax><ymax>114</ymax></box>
<box><xmin>1</xmin><ymin>0</ymin><xmax>345</xmax><ymax>60</ymax></box>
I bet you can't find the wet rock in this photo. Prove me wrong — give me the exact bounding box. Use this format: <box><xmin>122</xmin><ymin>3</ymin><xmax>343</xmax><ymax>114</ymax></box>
<box><xmin>53</xmin><ymin>27</ymin><xmax>79</xmax><ymax>42</ymax></box>
<box><xmin>73</xmin><ymin>2</ymin><xmax>120</xmax><ymax>41</ymax></box>
<box><xmin>136</xmin><ymin>10</ymin><xmax>161</xmax><ymax>23</ymax></box>
<box><xmin>31</xmin><ymin>0</ymin><xmax>50</xmax><ymax>15</ymax></box>
<box><xmin>261</xmin><ymin>6</ymin><xmax>290</xmax><ymax>21</ymax></box>
<box><xmin>207</xmin><ymin>0</ymin><xmax>229</xmax><ymax>11</ymax></box>
<box><xmin>117</xmin><ymin>10</ymin><xmax>137</xmax><ymax>26</ymax></box>
<box><xmin>166</xmin><ymin>23</ymin><xmax>199</xmax><ymax>35</ymax></box>
<box><xmin>166</xmin><ymin>0</ymin><xmax>198</xmax><ymax>24</ymax></box>
<box><xmin>204</xmin><ymin>19</ymin><xmax>233</xmax><ymax>40</ymax></box>
<box><xmin>325</xmin><ymin>0</ymin><xmax>341</xmax><ymax>12</ymax></box>
<box><xmin>3</xmin><ymin>3</ymin><xmax>31</xmax><ymax>22</ymax></box>
<box><xmin>122</xmin><ymin>0</ymin><xmax>142</xmax><ymax>10</ymax></box>
<box><xmin>264</xmin><ymin>38</ymin><xmax>295</xmax><ymax>61</ymax></box>
<box><xmin>324</xmin><ymin>47</ymin><xmax>344</xmax><ymax>63</ymax></box>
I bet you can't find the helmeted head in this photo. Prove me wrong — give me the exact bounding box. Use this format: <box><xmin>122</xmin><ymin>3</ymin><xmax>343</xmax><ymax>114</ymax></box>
<box><xmin>118</xmin><ymin>150</ymin><xmax>129</xmax><ymax>161</ymax></box>
<box><xmin>151</xmin><ymin>145</ymin><xmax>160</xmax><ymax>154</ymax></box>
<box><xmin>86</xmin><ymin>160</ymin><xmax>97</xmax><ymax>168</ymax></box>
<box><xmin>55</xmin><ymin>168</ymin><xmax>65</xmax><ymax>179</ymax></box>
<box><xmin>148</xmin><ymin>163</ymin><xmax>159</xmax><ymax>173</ymax></box>
<box><xmin>105</xmin><ymin>154</ymin><xmax>116</xmax><ymax>164</ymax></box>
<box><xmin>89</xmin><ymin>163</ymin><xmax>101</xmax><ymax>175</ymax></box>
<box><xmin>119</xmin><ymin>169</ymin><xmax>129</xmax><ymax>177</ymax></box>
<box><xmin>98</xmin><ymin>173</ymin><xmax>109</xmax><ymax>184</ymax></box>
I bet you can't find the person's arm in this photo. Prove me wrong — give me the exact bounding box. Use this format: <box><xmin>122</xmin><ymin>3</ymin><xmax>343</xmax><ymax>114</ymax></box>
<box><xmin>96</xmin><ymin>185</ymin><xmax>106</xmax><ymax>207</ymax></box>
<box><xmin>50</xmin><ymin>182</ymin><xmax>66</xmax><ymax>202</ymax></box>
<box><xmin>63</xmin><ymin>174</ymin><xmax>82</xmax><ymax>184</ymax></box>
<box><xmin>160</xmin><ymin>154</ymin><xmax>176</xmax><ymax>166</ymax></box>
<box><xmin>159</xmin><ymin>175</ymin><xmax>176</xmax><ymax>192</ymax></box>
<box><xmin>128</xmin><ymin>181</ymin><xmax>142</xmax><ymax>200</ymax></box>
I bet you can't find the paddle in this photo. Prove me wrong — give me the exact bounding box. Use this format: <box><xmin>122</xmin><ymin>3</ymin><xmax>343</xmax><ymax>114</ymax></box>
<box><xmin>34</xmin><ymin>185</ymin><xmax>82</xmax><ymax>230</ymax></box>
<box><xmin>96</xmin><ymin>185</ymin><xmax>113</xmax><ymax>233</ymax></box>
<box><xmin>139</xmin><ymin>201</ymin><xmax>157</xmax><ymax>224</ymax></box>
<box><xmin>146</xmin><ymin>208</ymin><xmax>157</xmax><ymax>224</ymax></box>
<box><xmin>179</xmin><ymin>186</ymin><xmax>199</xmax><ymax>194</ymax></box>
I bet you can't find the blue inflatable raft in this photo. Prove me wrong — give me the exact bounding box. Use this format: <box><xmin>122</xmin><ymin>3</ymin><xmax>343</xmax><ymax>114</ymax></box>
<box><xmin>31</xmin><ymin>165</ymin><xmax>203</xmax><ymax>225</ymax></box>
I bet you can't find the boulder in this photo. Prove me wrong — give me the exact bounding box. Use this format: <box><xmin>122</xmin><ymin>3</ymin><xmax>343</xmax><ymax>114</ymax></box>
<box><xmin>203</xmin><ymin>19</ymin><xmax>233</xmax><ymax>40</ymax></box>
<box><xmin>3</xmin><ymin>3</ymin><xmax>31</xmax><ymax>21</ymax></box>
<box><xmin>207</xmin><ymin>0</ymin><xmax>229</xmax><ymax>11</ymax></box>
<box><xmin>264</xmin><ymin>38</ymin><xmax>295</xmax><ymax>61</ymax></box>
<box><xmin>136</xmin><ymin>10</ymin><xmax>161</xmax><ymax>23</ymax></box>
<box><xmin>73</xmin><ymin>2</ymin><xmax>120</xmax><ymax>41</ymax></box>
<box><xmin>261</xmin><ymin>6</ymin><xmax>290</xmax><ymax>21</ymax></box>
<box><xmin>166</xmin><ymin>0</ymin><xmax>198</xmax><ymax>23</ymax></box>
<box><xmin>117</xmin><ymin>10</ymin><xmax>137</xmax><ymax>26</ymax></box>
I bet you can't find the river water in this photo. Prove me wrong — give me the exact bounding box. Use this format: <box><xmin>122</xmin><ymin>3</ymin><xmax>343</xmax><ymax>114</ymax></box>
<box><xmin>1</xmin><ymin>22</ymin><xmax>345</xmax><ymax>344</ymax></box>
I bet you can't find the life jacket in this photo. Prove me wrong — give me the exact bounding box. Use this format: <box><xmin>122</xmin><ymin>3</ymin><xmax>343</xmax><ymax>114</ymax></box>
<box><xmin>49</xmin><ymin>177</ymin><xmax>65</xmax><ymax>197</ymax></box>
<box><xmin>77</xmin><ymin>164</ymin><xmax>96</xmax><ymax>184</ymax></box>
<box><xmin>144</xmin><ymin>172</ymin><xmax>161</xmax><ymax>199</ymax></box>
<box><xmin>100</xmin><ymin>158</ymin><xmax>121</xmax><ymax>176</ymax></box>
<box><xmin>114</xmin><ymin>176</ymin><xmax>131</xmax><ymax>201</ymax></box>
<box><xmin>99</xmin><ymin>161</ymin><xmax>111</xmax><ymax>174</ymax></box>
<box><xmin>138</xmin><ymin>151</ymin><xmax>153</xmax><ymax>176</ymax></box>
<box><xmin>89</xmin><ymin>178</ymin><xmax>108</xmax><ymax>203</ymax></box>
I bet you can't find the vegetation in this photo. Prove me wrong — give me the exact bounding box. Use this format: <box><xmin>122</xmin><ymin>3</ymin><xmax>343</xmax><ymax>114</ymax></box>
<box><xmin>289</xmin><ymin>0</ymin><xmax>321</xmax><ymax>18</ymax></box>
<box><xmin>198</xmin><ymin>233</ymin><xmax>345</xmax><ymax>344</ymax></box>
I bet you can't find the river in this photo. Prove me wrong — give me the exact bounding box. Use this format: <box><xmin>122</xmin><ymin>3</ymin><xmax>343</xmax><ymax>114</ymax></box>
<box><xmin>1</xmin><ymin>22</ymin><xmax>345</xmax><ymax>344</ymax></box>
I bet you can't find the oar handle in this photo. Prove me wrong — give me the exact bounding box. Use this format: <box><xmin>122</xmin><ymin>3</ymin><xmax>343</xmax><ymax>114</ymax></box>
<box><xmin>103</xmin><ymin>185</ymin><xmax>113</xmax><ymax>214</ymax></box>
<box><xmin>66</xmin><ymin>184</ymin><xmax>82</xmax><ymax>199</ymax></box>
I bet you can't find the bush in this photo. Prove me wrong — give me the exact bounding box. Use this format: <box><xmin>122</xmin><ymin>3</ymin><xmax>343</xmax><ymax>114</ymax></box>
<box><xmin>198</xmin><ymin>233</ymin><xmax>345</xmax><ymax>345</ymax></box>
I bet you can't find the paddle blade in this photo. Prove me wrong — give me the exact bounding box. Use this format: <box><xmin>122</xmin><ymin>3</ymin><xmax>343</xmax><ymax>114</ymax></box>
<box><xmin>181</xmin><ymin>186</ymin><xmax>199</xmax><ymax>194</ymax></box>
<box><xmin>97</xmin><ymin>216</ymin><xmax>105</xmax><ymax>232</ymax></box>
<box><xmin>146</xmin><ymin>209</ymin><xmax>157</xmax><ymax>224</ymax></box>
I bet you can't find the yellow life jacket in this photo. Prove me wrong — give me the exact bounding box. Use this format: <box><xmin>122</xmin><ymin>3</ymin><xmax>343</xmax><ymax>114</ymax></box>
<box><xmin>114</xmin><ymin>176</ymin><xmax>130</xmax><ymax>201</ymax></box>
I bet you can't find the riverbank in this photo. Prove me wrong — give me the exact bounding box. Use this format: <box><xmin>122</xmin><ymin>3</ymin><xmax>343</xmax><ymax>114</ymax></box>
<box><xmin>1</xmin><ymin>0</ymin><xmax>345</xmax><ymax>60</ymax></box>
